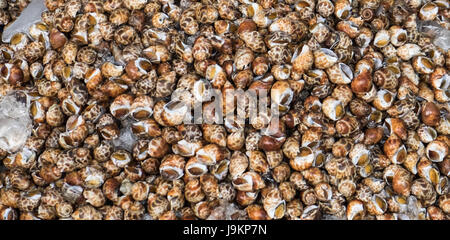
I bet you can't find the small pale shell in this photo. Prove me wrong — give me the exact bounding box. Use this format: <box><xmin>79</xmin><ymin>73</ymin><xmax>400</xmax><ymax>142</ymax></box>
<box><xmin>291</xmin><ymin>45</ymin><xmax>313</xmax><ymax>74</ymax></box>
<box><xmin>397</xmin><ymin>44</ymin><xmax>422</xmax><ymax>61</ymax></box>
<box><xmin>185</xmin><ymin>157</ymin><xmax>208</xmax><ymax>177</ymax></box>
<box><xmin>322</xmin><ymin>97</ymin><xmax>345</xmax><ymax>121</ymax></box>
<box><xmin>372</xmin><ymin>89</ymin><xmax>395</xmax><ymax>111</ymax></box>
<box><xmin>161</xmin><ymin>100</ymin><xmax>189</xmax><ymax>126</ymax></box>
<box><xmin>419</xmin><ymin>2</ymin><xmax>439</xmax><ymax>21</ymax></box>
<box><xmin>159</xmin><ymin>154</ymin><xmax>185</xmax><ymax>180</ymax></box>
<box><xmin>426</xmin><ymin>140</ymin><xmax>448</xmax><ymax>163</ymax></box>
<box><xmin>367</xmin><ymin>195</ymin><xmax>387</xmax><ymax>215</ymax></box>
<box><xmin>389</xmin><ymin>26</ymin><xmax>408</xmax><ymax>47</ymax></box>
<box><xmin>172</xmin><ymin>140</ymin><xmax>202</xmax><ymax>157</ymax></box>
<box><xmin>373</xmin><ymin>30</ymin><xmax>390</xmax><ymax>48</ymax></box>
<box><xmin>412</xmin><ymin>56</ymin><xmax>435</xmax><ymax>75</ymax></box>
<box><xmin>314</xmin><ymin>48</ymin><xmax>338</xmax><ymax>69</ymax></box>
<box><xmin>349</xmin><ymin>143</ymin><xmax>370</xmax><ymax>166</ymax></box>
<box><xmin>326</xmin><ymin>63</ymin><xmax>353</xmax><ymax>84</ymax></box>
<box><xmin>271</xmin><ymin>80</ymin><xmax>293</xmax><ymax>107</ymax></box>
<box><xmin>263</xmin><ymin>188</ymin><xmax>285</xmax><ymax>219</ymax></box>
<box><xmin>289</xmin><ymin>146</ymin><xmax>315</xmax><ymax>171</ymax></box>
<box><xmin>232</xmin><ymin>171</ymin><xmax>265</xmax><ymax>192</ymax></box>
<box><xmin>334</xmin><ymin>0</ymin><xmax>351</xmax><ymax>20</ymax></box>
<box><xmin>347</xmin><ymin>200</ymin><xmax>365</xmax><ymax>220</ymax></box>
<box><xmin>417</xmin><ymin>125</ymin><xmax>437</xmax><ymax>143</ymax></box>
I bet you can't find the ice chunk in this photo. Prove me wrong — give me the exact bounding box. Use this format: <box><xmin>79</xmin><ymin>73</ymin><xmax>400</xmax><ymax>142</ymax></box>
<box><xmin>406</xmin><ymin>196</ymin><xmax>423</xmax><ymax>220</ymax></box>
<box><xmin>207</xmin><ymin>201</ymin><xmax>247</xmax><ymax>220</ymax></box>
<box><xmin>2</xmin><ymin>0</ymin><xmax>47</xmax><ymax>43</ymax></box>
<box><xmin>418</xmin><ymin>21</ymin><xmax>450</xmax><ymax>51</ymax></box>
<box><xmin>112</xmin><ymin>118</ymin><xmax>137</xmax><ymax>152</ymax></box>
<box><xmin>142</xmin><ymin>214</ymin><xmax>153</xmax><ymax>220</ymax></box>
<box><xmin>0</xmin><ymin>91</ymin><xmax>32</xmax><ymax>153</ymax></box>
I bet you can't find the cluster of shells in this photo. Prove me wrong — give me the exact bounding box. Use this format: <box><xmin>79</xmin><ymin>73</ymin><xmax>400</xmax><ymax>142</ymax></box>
<box><xmin>0</xmin><ymin>0</ymin><xmax>449</xmax><ymax>220</ymax></box>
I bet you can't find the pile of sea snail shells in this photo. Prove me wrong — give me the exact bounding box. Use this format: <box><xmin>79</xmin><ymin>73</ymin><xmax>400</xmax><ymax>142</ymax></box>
<box><xmin>0</xmin><ymin>0</ymin><xmax>449</xmax><ymax>220</ymax></box>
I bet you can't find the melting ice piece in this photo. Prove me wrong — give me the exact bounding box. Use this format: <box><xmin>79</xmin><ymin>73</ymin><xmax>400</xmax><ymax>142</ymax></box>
<box><xmin>112</xmin><ymin>119</ymin><xmax>137</xmax><ymax>152</ymax></box>
<box><xmin>418</xmin><ymin>20</ymin><xmax>450</xmax><ymax>51</ymax></box>
<box><xmin>2</xmin><ymin>0</ymin><xmax>47</xmax><ymax>43</ymax></box>
<box><xmin>0</xmin><ymin>92</ymin><xmax>32</xmax><ymax>153</ymax></box>
<box><xmin>207</xmin><ymin>202</ymin><xmax>247</xmax><ymax>220</ymax></box>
